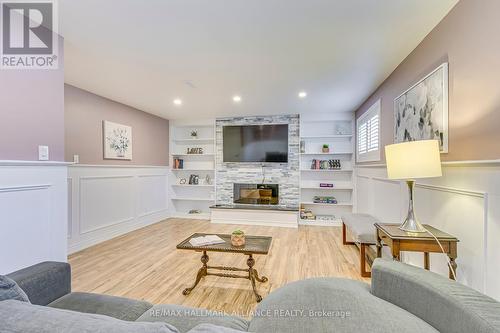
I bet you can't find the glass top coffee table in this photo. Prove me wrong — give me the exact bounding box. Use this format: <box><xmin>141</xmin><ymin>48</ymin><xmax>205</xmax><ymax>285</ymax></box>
<box><xmin>176</xmin><ymin>233</ymin><xmax>272</xmax><ymax>302</ymax></box>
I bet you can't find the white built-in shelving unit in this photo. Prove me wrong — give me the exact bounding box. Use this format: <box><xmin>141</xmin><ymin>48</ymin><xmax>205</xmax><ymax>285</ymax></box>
<box><xmin>299</xmin><ymin>113</ymin><xmax>355</xmax><ymax>226</ymax></box>
<box><xmin>169</xmin><ymin>121</ymin><xmax>216</xmax><ymax>220</ymax></box>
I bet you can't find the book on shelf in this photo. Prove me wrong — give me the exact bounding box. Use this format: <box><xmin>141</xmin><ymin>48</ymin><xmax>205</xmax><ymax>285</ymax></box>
<box><xmin>173</xmin><ymin>158</ymin><xmax>184</xmax><ymax>169</ymax></box>
<box><xmin>189</xmin><ymin>235</ymin><xmax>225</xmax><ymax>247</ymax></box>
<box><xmin>313</xmin><ymin>196</ymin><xmax>338</xmax><ymax>204</ymax></box>
<box><xmin>319</xmin><ymin>183</ymin><xmax>334</xmax><ymax>187</ymax></box>
<box><xmin>310</xmin><ymin>159</ymin><xmax>342</xmax><ymax>170</ymax></box>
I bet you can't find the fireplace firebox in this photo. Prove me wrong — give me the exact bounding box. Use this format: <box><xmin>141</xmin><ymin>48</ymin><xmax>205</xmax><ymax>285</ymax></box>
<box><xmin>233</xmin><ymin>183</ymin><xmax>279</xmax><ymax>205</ymax></box>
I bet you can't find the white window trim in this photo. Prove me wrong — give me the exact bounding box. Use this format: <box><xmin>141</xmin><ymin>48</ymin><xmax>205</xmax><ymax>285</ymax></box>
<box><xmin>356</xmin><ymin>99</ymin><xmax>381</xmax><ymax>163</ymax></box>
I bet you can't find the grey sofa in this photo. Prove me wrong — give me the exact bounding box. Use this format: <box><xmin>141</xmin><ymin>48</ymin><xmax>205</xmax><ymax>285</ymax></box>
<box><xmin>2</xmin><ymin>259</ymin><xmax>500</xmax><ymax>332</ymax></box>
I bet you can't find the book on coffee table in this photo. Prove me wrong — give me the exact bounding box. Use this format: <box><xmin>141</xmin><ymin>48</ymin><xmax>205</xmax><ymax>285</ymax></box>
<box><xmin>189</xmin><ymin>235</ymin><xmax>225</xmax><ymax>247</ymax></box>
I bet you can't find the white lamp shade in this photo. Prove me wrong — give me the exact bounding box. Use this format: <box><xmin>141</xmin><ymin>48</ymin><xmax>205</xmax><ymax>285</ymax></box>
<box><xmin>385</xmin><ymin>140</ymin><xmax>442</xmax><ymax>180</ymax></box>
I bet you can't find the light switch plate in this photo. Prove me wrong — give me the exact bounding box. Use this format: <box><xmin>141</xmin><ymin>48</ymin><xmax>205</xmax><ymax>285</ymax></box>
<box><xmin>73</xmin><ymin>154</ymin><xmax>79</xmax><ymax>163</ymax></box>
<box><xmin>38</xmin><ymin>145</ymin><xmax>49</xmax><ymax>161</ymax></box>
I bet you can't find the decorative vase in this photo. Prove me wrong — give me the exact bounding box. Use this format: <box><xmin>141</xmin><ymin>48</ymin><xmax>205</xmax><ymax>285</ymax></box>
<box><xmin>231</xmin><ymin>230</ymin><xmax>245</xmax><ymax>247</ymax></box>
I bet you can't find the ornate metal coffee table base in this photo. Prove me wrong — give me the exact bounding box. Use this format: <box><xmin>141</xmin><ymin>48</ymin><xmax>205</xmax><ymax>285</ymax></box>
<box><xmin>182</xmin><ymin>251</ymin><xmax>268</xmax><ymax>302</ymax></box>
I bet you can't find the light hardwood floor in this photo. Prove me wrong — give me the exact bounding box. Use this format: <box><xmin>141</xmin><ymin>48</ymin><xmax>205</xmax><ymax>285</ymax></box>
<box><xmin>69</xmin><ymin>218</ymin><xmax>368</xmax><ymax>316</ymax></box>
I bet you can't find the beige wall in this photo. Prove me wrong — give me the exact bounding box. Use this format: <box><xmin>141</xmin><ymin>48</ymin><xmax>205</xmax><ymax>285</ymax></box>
<box><xmin>356</xmin><ymin>0</ymin><xmax>500</xmax><ymax>162</ymax></box>
<box><xmin>0</xmin><ymin>36</ymin><xmax>64</xmax><ymax>161</ymax></box>
<box><xmin>65</xmin><ymin>84</ymin><xmax>169</xmax><ymax>166</ymax></box>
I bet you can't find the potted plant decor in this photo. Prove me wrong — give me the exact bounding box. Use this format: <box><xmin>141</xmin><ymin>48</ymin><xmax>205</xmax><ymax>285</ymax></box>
<box><xmin>190</xmin><ymin>130</ymin><xmax>198</xmax><ymax>139</ymax></box>
<box><xmin>231</xmin><ymin>229</ymin><xmax>246</xmax><ymax>247</ymax></box>
<box><xmin>322</xmin><ymin>144</ymin><xmax>330</xmax><ymax>153</ymax></box>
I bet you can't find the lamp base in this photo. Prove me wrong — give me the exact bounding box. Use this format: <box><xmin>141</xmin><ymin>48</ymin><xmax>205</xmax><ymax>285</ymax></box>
<box><xmin>399</xmin><ymin>217</ymin><xmax>426</xmax><ymax>233</ymax></box>
<box><xmin>399</xmin><ymin>180</ymin><xmax>427</xmax><ymax>233</ymax></box>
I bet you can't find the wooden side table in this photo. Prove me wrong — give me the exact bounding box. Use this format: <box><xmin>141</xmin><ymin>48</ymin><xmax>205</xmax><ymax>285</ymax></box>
<box><xmin>375</xmin><ymin>223</ymin><xmax>459</xmax><ymax>280</ymax></box>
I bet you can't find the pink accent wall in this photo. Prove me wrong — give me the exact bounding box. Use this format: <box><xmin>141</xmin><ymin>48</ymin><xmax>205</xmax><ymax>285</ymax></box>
<box><xmin>64</xmin><ymin>84</ymin><xmax>169</xmax><ymax>166</ymax></box>
<box><xmin>0</xmin><ymin>36</ymin><xmax>65</xmax><ymax>161</ymax></box>
<box><xmin>356</xmin><ymin>0</ymin><xmax>500</xmax><ymax>162</ymax></box>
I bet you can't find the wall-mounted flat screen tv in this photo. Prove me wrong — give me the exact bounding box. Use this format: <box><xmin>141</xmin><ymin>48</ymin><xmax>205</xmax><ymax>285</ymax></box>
<box><xmin>223</xmin><ymin>124</ymin><xmax>289</xmax><ymax>163</ymax></box>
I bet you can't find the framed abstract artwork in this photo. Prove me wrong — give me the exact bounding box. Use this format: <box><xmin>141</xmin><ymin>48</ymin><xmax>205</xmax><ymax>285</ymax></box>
<box><xmin>103</xmin><ymin>120</ymin><xmax>133</xmax><ymax>160</ymax></box>
<box><xmin>394</xmin><ymin>63</ymin><xmax>449</xmax><ymax>152</ymax></box>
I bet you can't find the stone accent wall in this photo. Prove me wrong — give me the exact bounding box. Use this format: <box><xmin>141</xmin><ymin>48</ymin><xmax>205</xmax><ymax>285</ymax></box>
<box><xmin>215</xmin><ymin>114</ymin><xmax>300</xmax><ymax>208</ymax></box>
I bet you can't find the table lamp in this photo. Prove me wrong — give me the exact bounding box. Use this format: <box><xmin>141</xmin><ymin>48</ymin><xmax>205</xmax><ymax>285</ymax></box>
<box><xmin>385</xmin><ymin>140</ymin><xmax>442</xmax><ymax>233</ymax></box>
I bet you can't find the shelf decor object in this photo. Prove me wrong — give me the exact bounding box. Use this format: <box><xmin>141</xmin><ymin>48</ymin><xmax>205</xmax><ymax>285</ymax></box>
<box><xmin>385</xmin><ymin>140</ymin><xmax>442</xmax><ymax>233</ymax></box>
<box><xmin>190</xmin><ymin>130</ymin><xmax>198</xmax><ymax>139</ymax></box>
<box><xmin>322</xmin><ymin>144</ymin><xmax>330</xmax><ymax>153</ymax></box>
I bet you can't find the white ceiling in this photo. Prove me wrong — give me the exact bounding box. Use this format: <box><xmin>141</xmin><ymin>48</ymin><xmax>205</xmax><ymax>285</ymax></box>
<box><xmin>60</xmin><ymin>0</ymin><xmax>458</xmax><ymax>120</ymax></box>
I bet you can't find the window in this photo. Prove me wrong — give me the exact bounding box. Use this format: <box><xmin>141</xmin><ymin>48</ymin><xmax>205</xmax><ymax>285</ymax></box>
<box><xmin>357</xmin><ymin>99</ymin><xmax>381</xmax><ymax>163</ymax></box>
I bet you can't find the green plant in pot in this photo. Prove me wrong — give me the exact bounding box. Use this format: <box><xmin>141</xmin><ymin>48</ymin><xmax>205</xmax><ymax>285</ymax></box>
<box><xmin>322</xmin><ymin>144</ymin><xmax>330</xmax><ymax>153</ymax></box>
<box><xmin>231</xmin><ymin>229</ymin><xmax>245</xmax><ymax>247</ymax></box>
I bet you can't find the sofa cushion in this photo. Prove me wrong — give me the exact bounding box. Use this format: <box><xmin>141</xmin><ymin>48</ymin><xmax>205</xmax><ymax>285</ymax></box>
<box><xmin>137</xmin><ymin>304</ymin><xmax>249</xmax><ymax>333</ymax></box>
<box><xmin>0</xmin><ymin>275</ymin><xmax>30</xmax><ymax>302</ymax></box>
<box><xmin>371</xmin><ymin>259</ymin><xmax>500</xmax><ymax>333</ymax></box>
<box><xmin>248</xmin><ymin>277</ymin><xmax>438</xmax><ymax>333</ymax></box>
<box><xmin>0</xmin><ymin>299</ymin><xmax>179</xmax><ymax>333</ymax></box>
<box><xmin>341</xmin><ymin>213</ymin><xmax>381</xmax><ymax>244</ymax></box>
<box><xmin>49</xmin><ymin>292</ymin><xmax>153</xmax><ymax>321</ymax></box>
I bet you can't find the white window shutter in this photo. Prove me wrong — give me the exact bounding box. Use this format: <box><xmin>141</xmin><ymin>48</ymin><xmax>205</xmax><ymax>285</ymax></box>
<box><xmin>356</xmin><ymin>100</ymin><xmax>381</xmax><ymax>162</ymax></box>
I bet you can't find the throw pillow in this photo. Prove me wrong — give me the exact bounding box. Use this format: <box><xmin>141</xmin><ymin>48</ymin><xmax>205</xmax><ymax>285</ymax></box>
<box><xmin>0</xmin><ymin>275</ymin><xmax>30</xmax><ymax>302</ymax></box>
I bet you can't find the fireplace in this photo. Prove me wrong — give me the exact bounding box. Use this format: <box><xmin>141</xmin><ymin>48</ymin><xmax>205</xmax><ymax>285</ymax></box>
<box><xmin>233</xmin><ymin>183</ymin><xmax>279</xmax><ymax>205</ymax></box>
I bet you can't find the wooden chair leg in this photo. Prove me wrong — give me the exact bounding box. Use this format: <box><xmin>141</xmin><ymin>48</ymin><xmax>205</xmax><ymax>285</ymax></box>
<box><xmin>342</xmin><ymin>223</ymin><xmax>355</xmax><ymax>245</ymax></box>
<box><xmin>360</xmin><ymin>243</ymin><xmax>371</xmax><ymax>278</ymax></box>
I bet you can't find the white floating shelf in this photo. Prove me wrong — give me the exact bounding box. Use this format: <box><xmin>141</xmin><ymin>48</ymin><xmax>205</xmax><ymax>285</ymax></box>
<box><xmin>171</xmin><ymin>197</ymin><xmax>215</xmax><ymax>201</ymax></box>
<box><xmin>300</xmin><ymin>135</ymin><xmax>352</xmax><ymax>139</ymax></box>
<box><xmin>299</xmin><ymin>219</ymin><xmax>342</xmax><ymax>227</ymax></box>
<box><xmin>300</xmin><ymin>186</ymin><xmax>353</xmax><ymax>190</ymax></box>
<box><xmin>172</xmin><ymin>154</ymin><xmax>215</xmax><ymax>157</ymax></box>
<box><xmin>300</xmin><ymin>202</ymin><xmax>353</xmax><ymax>206</ymax></box>
<box><xmin>173</xmin><ymin>138</ymin><xmax>215</xmax><ymax>144</ymax></box>
<box><xmin>300</xmin><ymin>169</ymin><xmax>353</xmax><ymax>172</ymax></box>
<box><xmin>300</xmin><ymin>152</ymin><xmax>352</xmax><ymax>155</ymax></box>
<box><xmin>172</xmin><ymin>184</ymin><xmax>214</xmax><ymax>187</ymax></box>
<box><xmin>171</xmin><ymin>168</ymin><xmax>215</xmax><ymax>172</ymax></box>
<box><xmin>174</xmin><ymin>124</ymin><xmax>214</xmax><ymax>128</ymax></box>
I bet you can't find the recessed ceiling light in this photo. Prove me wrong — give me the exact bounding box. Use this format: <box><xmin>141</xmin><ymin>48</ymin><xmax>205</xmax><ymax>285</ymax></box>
<box><xmin>233</xmin><ymin>95</ymin><xmax>242</xmax><ymax>103</ymax></box>
<box><xmin>173</xmin><ymin>98</ymin><xmax>182</xmax><ymax>106</ymax></box>
<box><xmin>298</xmin><ymin>91</ymin><xmax>307</xmax><ymax>99</ymax></box>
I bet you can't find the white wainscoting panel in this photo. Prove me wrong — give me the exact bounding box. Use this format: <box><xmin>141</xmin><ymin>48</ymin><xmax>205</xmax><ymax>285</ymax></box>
<box><xmin>0</xmin><ymin>163</ymin><xmax>68</xmax><ymax>274</ymax></box>
<box><xmin>355</xmin><ymin>163</ymin><xmax>500</xmax><ymax>301</ymax></box>
<box><xmin>68</xmin><ymin>165</ymin><xmax>169</xmax><ymax>254</ymax></box>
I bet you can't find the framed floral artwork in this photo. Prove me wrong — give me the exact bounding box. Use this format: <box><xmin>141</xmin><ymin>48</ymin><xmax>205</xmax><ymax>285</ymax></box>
<box><xmin>103</xmin><ymin>120</ymin><xmax>133</xmax><ymax>160</ymax></box>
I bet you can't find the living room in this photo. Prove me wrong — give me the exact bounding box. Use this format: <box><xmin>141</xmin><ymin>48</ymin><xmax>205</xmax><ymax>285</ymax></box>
<box><xmin>1</xmin><ymin>0</ymin><xmax>500</xmax><ymax>332</ymax></box>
